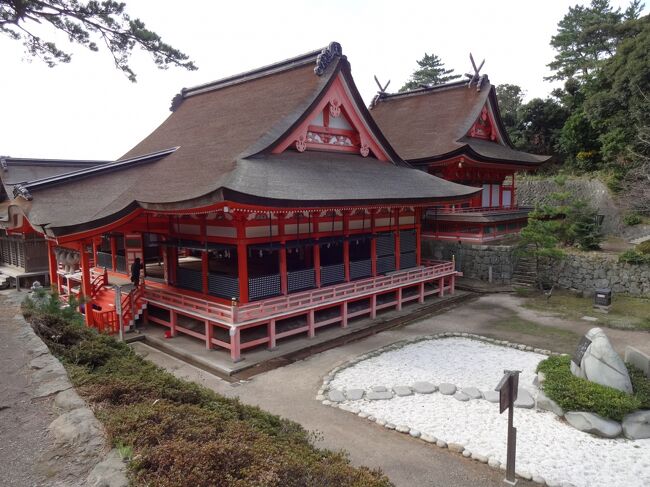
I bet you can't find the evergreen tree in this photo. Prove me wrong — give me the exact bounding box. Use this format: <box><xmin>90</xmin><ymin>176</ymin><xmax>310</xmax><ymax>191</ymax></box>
<box><xmin>399</xmin><ymin>53</ymin><xmax>460</xmax><ymax>92</ymax></box>
<box><xmin>0</xmin><ymin>0</ymin><xmax>197</xmax><ymax>82</ymax></box>
<box><xmin>496</xmin><ymin>84</ymin><xmax>525</xmax><ymax>138</ymax></box>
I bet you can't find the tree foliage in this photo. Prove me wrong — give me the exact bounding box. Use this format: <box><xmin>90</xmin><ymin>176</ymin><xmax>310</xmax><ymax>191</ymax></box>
<box><xmin>399</xmin><ymin>52</ymin><xmax>460</xmax><ymax>92</ymax></box>
<box><xmin>0</xmin><ymin>0</ymin><xmax>197</xmax><ymax>81</ymax></box>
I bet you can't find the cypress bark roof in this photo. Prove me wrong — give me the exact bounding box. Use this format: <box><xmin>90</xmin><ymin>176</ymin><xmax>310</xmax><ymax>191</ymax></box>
<box><xmin>370</xmin><ymin>81</ymin><xmax>550</xmax><ymax>165</ymax></box>
<box><xmin>5</xmin><ymin>44</ymin><xmax>480</xmax><ymax>237</ymax></box>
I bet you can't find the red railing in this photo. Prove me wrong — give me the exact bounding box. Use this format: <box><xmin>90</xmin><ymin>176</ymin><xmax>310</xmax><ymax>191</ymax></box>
<box><xmin>90</xmin><ymin>285</ymin><xmax>144</xmax><ymax>334</ymax></box>
<box><xmin>433</xmin><ymin>205</ymin><xmax>531</xmax><ymax>215</ymax></box>
<box><xmin>92</xmin><ymin>308</ymin><xmax>118</xmax><ymax>333</ymax></box>
<box><xmin>90</xmin><ymin>268</ymin><xmax>108</xmax><ymax>298</ymax></box>
<box><xmin>143</xmin><ymin>261</ymin><xmax>457</xmax><ymax>326</ymax></box>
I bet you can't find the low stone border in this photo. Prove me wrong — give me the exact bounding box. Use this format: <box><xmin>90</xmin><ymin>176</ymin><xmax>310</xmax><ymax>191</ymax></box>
<box><xmin>316</xmin><ymin>332</ymin><xmax>564</xmax><ymax>486</ymax></box>
<box><xmin>17</xmin><ymin>310</ymin><xmax>128</xmax><ymax>487</ymax></box>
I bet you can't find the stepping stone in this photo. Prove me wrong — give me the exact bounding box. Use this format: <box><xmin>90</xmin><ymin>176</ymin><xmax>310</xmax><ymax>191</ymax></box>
<box><xmin>482</xmin><ymin>390</ymin><xmax>499</xmax><ymax>403</ymax></box>
<box><xmin>345</xmin><ymin>389</ymin><xmax>364</xmax><ymax>401</ymax></box>
<box><xmin>514</xmin><ymin>388</ymin><xmax>534</xmax><ymax>409</ymax></box>
<box><xmin>461</xmin><ymin>387</ymin><xmax>482</xmax><ymax>399</ymax></box>
<box><xmin>412</xmin><ymin>381</ymin><xmax>437</xmax><ymax>394</ymax></box>
<box><xmin>366</xmin><ymin>391</ymin><xmax>393</xmax><ymax>400</ymax></box>
<box><xmin>454</xmin><ymin>391</ymin><xmax>470</xmax><ymax>401</ymax></box>
<box><xmin>327</xmin><ymin>390</ymin><xmax>346</xmax><ymax>403</ymax></box>
<box><xmin>439</xmin><ymin>383</ymin><xmax>456</xmax><ymax>395</ymax></box>
<box><xmin>393</xmin><ymin>385</ymin><xmax>413</xmax><ymax>397</ymax></box>
<box><xmin>371</xmin><ymin>385</ymin><xmax>387</xmax><ymax>392</ymax></box>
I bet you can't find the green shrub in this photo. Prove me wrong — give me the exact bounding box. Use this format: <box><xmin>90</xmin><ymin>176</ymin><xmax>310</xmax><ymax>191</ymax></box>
<box><xmin>537</xmin><ymin>355</ymin><xmax>641</xmax><ymax>421</ymax></box>
<box><xmin>637</xmin><ymin>240</ymin><xmax>650</xmax><ymax>255</ymax></box>
<box><xmin>618</xmin><ymin>249</ymin><xmax>650</xmax><ymax>265</ymax></box>
<box><xmin>623</xmin><ymin>212</ymin><xmax>643</xmax><ymax>226</ymax></box>
<box><xmin>628</xmin><ymin>364</ymin><xmax>650</xmax><ymax>409</ymax></box>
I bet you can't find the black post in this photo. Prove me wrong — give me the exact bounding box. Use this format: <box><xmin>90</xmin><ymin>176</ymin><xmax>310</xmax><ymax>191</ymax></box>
<box><xmin>505</xmin><ymin>378</ymin><xmax>517</xmax><ymax>485</ymax></box>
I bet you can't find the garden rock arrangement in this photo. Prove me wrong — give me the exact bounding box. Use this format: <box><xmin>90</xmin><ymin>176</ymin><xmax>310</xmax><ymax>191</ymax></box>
<box><xmin>317</xmin><ymin>333</ymin><xmax>650</xmax><ymax>487</ymax></box>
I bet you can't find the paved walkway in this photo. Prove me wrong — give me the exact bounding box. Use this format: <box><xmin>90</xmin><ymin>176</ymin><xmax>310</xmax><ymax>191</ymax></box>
<box><xmin>134</xmin><ymin>293</ymin><xmax>649</xmax><ymax>487</ymax></box>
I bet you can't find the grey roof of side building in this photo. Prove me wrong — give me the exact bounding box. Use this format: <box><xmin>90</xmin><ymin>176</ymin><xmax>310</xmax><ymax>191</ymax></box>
<box><xmin>4</xmin><ymin>43</ymin><xmax>480</xmax><ymax>237</ymax></box>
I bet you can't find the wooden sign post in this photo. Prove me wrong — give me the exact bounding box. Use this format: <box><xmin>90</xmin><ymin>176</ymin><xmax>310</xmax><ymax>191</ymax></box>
<box><xmin>495</xmin><ymin>370</ymin><xmax>520</xmax><ymax>486</ymax></box>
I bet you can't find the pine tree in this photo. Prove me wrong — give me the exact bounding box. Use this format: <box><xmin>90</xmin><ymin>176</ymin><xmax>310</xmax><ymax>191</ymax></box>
<box><xmin>399</xmin><ymin>53</ymin><xmax>461</xmax><ymax>92</ymax></box>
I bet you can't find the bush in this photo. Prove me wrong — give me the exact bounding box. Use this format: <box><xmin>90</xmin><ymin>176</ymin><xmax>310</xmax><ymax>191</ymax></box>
<box><xmin>537</xmin><ymin>355</ymin><xmax>641</xmax><ymax>421</ymax></box>
<box><xmin>628</xmin><ymin>364</ymin><xmax>650</xmax><ymax>409</ymax></box>
<box><xmin>618</xmin><ymin>249</ymin><xmax>650</xmax><ymax>265</ymax></box>
<box><xmin>24</xmin><ymin>292</ymin><xmax>392</xmax><ymax>487</ymax></box>
<box><xmin>623</xmin><ymin>212</ymin><xmax>643</xmax><ymax>226</ymax></box>
<box><xmin>637</xmin><ymin>240</ymin><xmax>650</xmax><ymax>255</ymax></box>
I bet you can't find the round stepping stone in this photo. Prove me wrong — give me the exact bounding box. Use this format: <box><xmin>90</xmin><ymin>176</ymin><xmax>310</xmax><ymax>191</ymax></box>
<box><xmin>327</xmin><ymin>390</ymin><xmax>346</xmax><ymax>403</ymax></box>
<box><xmin>461</xmin><ymin>387</ymin><xmax>482</xmax><ymax>399</ymax></box>
<box><xmin>371</xmin><ymin>385</ymin><xmax>387</xmax><ymax>392</ymax></box>
<box><xmin>439</xmin><ymin>383</ymin><xmax>457</xmax><ymax>395</ymax></box>
<box><xmin>345</xmin><ymin>389</ymin><xmax>364</xmax><ymax>401</ymax></box>
<box><xmin>366</xmin><ymin>390</ymin><xmax>393</xmax><ymax>400</ymax></box>
<box><xmin>412</xmin><ymin>381</ymin><xmax>437</xmax><ymax>394</ymax></box>
<box><xmin>393</xmin><ymin>385</ymin><xmax>413</xmax><ymax>397</ymax></box>
<box><xmin>482</xmin><ymin>390</ymin><xmax>500</xmax><ymax>403</ymax></box>
<box><xmin>514</xmin><ymin>388</ymin><xmax>535</xmax><ymax>409</ymax></box>
<box><xmin>454</xmin><ymin>391</ymin><xmax>470</xmax><ymax>401</ymax></box>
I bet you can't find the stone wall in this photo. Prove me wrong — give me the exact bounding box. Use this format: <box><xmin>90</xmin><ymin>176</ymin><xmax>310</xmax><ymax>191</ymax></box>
<box><xmin>517</xmin><ymin>177</ymin><xmax>622</xmax><ymax>235</ymax></box>
<box><xmin>543</xmin><ymin>252</ymin><xmax>650</xmax><ymax>296</ymax></box>
<box><xmin>422</xmin><ymin>239</ymin><xmax>515</xmax><ymax>284</ymax></box>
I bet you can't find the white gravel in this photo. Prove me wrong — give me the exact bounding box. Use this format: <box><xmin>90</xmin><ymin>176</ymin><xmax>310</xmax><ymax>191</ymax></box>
<box><xmin>328</xmin><ymin>338</ymin><xmax>650</xmax><ymax>487</ymax></box>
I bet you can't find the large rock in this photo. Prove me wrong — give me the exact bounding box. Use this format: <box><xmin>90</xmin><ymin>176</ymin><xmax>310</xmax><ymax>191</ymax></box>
<box><xmin>565</xmin><ymin>411</ymin><xmax>622</xmax><ymax>438</ymax></box>
<box><xmin>86</xmin><ymin>449</ymin><xmax>129</xmax><ymax>487</ymax></box>
<box><xmin>570</xmin><ymin>328</ymin><xmax>633</xmax><ymax>394</ymax></box>
<box><xmin>622</xmin><ymin>410</ymin><xmax>650</xmax><ymax>439</ymax></box>
<box><xmin>535</xmin><ymin>390</ymin><xmax>564</xmax><ymax>417</ymax></box>
<box><xmin>514</xmin><ymin>388</ymin><xmax>535</xmax><ymax>409</ymax></box>
<box><xmin>48</xmin><ymin>408</ymin><xmax>105</xmax><ymax>448</ymax></box>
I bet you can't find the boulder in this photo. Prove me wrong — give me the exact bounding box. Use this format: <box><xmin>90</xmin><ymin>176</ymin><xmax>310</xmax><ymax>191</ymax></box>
<box><xmin>570</xmin><ymin>328</ymin><xmax>633</xmax><ymax>394</ymax></box>
<box><xmin>86</xmin><ymin>449</ymin><xmax>129</xmax><ymax>487</ymax></box>
<box><xmin>565</xmin><ymin>411</ymin><xmax>622</xmax><ymax>438</ymax></box>
<box><xmin>535</xmin><ymin>390</ymin><xmax>564</xmax><ymax>417</ymax></box>
<box><xmin>622</xmin><ymin>410</ymin><xmax>650</xmax><ymax>439</ymax></box>
<box><xmin>438</xmin><ymin>383</ymin><xmax>457</xmax><ymax>395</ymax></box>
<box><xmin>514</xmin><ymin>388</ymin><xmax>535</xmax><ymax>409</ymax></box>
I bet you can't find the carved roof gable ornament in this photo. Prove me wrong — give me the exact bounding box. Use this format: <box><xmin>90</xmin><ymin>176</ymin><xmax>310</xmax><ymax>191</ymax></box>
<box><xmin>13</xmin><ymin>183</ymin><xmax>33</xmax><ymax>201</ymax></box>
<box><xmin>314</xmin><ymin>42</ymin><xmax>343</xmax><ymax>76</ymax></box>
<box><xmin>465</xmin><ymin>53</ymin><xmax>489</xmax><ymax>92</ymax></box>
<box><xmin>468</xmin><ymin>105</ymin><xmax>497</xmax><ymax>141</ymax></box>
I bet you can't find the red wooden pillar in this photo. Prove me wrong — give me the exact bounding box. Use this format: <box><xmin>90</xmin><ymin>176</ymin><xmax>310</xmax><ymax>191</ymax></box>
<box><xmin>201</xmin><ymin>215</ymin><xmax>209</xmax><ymax>295</ymax></box>
<box><xmin>204</xmin><ymin>320</ymin><xmax>213</xmax><ymax>349</ymax></box>
<box><xmin>230</xmin><ymin>326</ymin><xmax>242</xmax><ymax>362</ymax></box>
<box><xmin>512</xmin><ymin>172</ymin><xmax>517</xmax><ymax>207</ymax></box>
<box><xmin>80</xmin><ymin>241</ymin><xmax>93</xmax><ymax>326</ymax></box>
<box><xmin>47</xmin><ymin>240</ymin><xmax>58</xmax><ymax>288</ymax></box>
<box><xmin>342</xmin><ymin>210</ymin><xmax>350</xmax><ymax>282</ymax></box>
<box><xmin>235</xmin><ymin>216</ymin><xmax>249</xmax><ymax>303</ymax></box>
<box><xmin>278</xmin><ymin>214</ymin><xmax>288</xmax><ymax>295</ymax></box>
<box><xmin>415</xmin><ymin>207</ymin><xmax>422</xmax><ymax>266</ymax></box>
<box><xmin>110</xmin><ymin>235</ymin><xmax>117</xmax><ymax>271</ymax></box>
<box><xmin>91</xmin><ymin>238</ymin><xmax>98</xmax><ymax>269</ymax></box>
<box><xmin>370</xmin><ymin>209</ymin><xmax>377</xmax><ymax>277</ymax></box>
<box><xmin>313</xmin><ymin>244</ymin><xmax>321</xmax><ymax>288</ymax></box>
<box><xmin>394</xmin><ymin>208</ymin><xmax>401</xmax><ymax>271</ymax></box>
<box><xmin>268</xmin><ymin>319</ymin><xmax>277</xmax><ymax>349</ymax></box>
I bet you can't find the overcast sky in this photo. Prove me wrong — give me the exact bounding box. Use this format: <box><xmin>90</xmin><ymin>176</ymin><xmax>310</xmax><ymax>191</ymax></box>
<box><xmin>0</xmin><ymin>0</ymin><xmax>644</xmax><ymax>160</ymax></box>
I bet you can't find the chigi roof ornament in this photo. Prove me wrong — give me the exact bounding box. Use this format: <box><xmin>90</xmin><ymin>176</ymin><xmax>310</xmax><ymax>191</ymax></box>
<box><xmin>314</xmin><ymin>42</ymin><xmax>343</xmax><ymax>75</ymax></box>
<box><xmin>465</xmin><ymin>53</ymin><xmax>489</xmax><ymax>92</ymax></box>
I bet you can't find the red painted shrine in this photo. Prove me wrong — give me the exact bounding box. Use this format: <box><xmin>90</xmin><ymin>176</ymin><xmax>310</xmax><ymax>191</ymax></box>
<box><xmin>371</xmin><ymin>75</ymin><xmax>550</xmax><ymax>242</ymax></box>
<box><xmin>0</xmin><ymin>43</ymin><xmax>483</xmax><ymax>361</ymax></box>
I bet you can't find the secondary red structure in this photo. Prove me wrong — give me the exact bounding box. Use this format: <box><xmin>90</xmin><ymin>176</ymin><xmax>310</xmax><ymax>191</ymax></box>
<box><xmin>370</xmin><ymin>72</ymin><xmax>550</xmax><ymax>243</ymax></box>
<box><xmin>1</xmin><ymin>43</ymin><xmax>480</xmax><ymax>361</ymax></box>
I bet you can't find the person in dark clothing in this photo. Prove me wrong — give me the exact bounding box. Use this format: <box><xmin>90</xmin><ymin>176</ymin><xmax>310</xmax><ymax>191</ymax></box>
<box><xmin>130</xmin><ymin>257</ymin><xmax>143</xmax><ymax>287</ymax></box>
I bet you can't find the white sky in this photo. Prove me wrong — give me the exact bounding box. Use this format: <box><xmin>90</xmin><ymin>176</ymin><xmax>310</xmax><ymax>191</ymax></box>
<box><xmin>0</xmin><ymin>0</ymin><xmax>644</xmax><ymax>160</ymax></box>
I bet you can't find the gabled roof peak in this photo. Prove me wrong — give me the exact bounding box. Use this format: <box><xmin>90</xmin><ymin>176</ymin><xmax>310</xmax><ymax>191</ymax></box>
<box><xmin>170</xmin><ymin>42</ymin><xmax>344</xmax><ymax>111</ymax></box>
<box><xmin>371</xmin><ymin>77</ymin><xmax>491</xmax><ymax>107</ymax></box>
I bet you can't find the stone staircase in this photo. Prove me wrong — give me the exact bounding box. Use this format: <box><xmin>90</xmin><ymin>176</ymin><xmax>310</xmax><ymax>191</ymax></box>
<box><xmin>512</xmin><ymin>254</ymin><xmax>538</xmax><ymax>288</ymax></box>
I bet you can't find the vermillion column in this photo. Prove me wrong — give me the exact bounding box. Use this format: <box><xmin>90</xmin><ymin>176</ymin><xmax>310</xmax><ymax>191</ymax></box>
<box><xmin>415</xmin><ymin>207</ymin><xmax>422</xmax><ymax>266</ymax></box>
<box><xmin>370</xmin><ymin>209</ymin><xmax>377</xmax><ymax>277</ymax></box>
<box><xmin>200</xmin><ymin>215</ymin><xmax>209</xmax><ymax>295</ymax></box>
<box><xmin>110</xmin><ymin>235</ymin><xmax>117</xmax><ymax>271</ymax></box>
<box><xmin>47</xmin><ymin>240</ymin><xmax>58</xmax><ymax>289</ymax></box>
<box><xmin>312</xmin><ymin>212</ymin><xmax>321</xmax><ymax>287</ymax></box>
<box><xmin>278</xmin><ymin>214</ymin><xmax>288</xmax><ymax>295</ymax></box>
<box><xmin>80</xmin><ymin>241</ymin><xmax>93</xmax><ymax>326</ymax></box>
<box><xmin>342</xmin><ymin>210</ymin><xmax>350</xmax><ymax>282</ymax></box>
<box><xmin>235</xmin><ymin>214</ymin><xmax>249</xmax><ymax>303</ymax></box>
<box><xmin>394</xmin><ymin>208</ymin><xmax>401</xmax><ymax>271</ymax></box>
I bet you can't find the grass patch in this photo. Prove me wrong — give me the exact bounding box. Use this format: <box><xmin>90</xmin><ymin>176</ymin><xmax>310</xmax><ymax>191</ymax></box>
<box><xmin>484</xmin><ymin>314</ymin><xmax>581</xmax><ymax>354</ymax></box>
<box><xmin>537</xmin><ymin>355</ymin><xmax>649</xmax><ymax>421</ymax></box>
<box><xmin>25</xmin><ymin>294</ymin><xmax>392</xmax><ymax>487</ymax></box>
<box><xmin>523</xmin><ymin>289</ymin><xmax>650</xmax><ymax>331</ymax></box>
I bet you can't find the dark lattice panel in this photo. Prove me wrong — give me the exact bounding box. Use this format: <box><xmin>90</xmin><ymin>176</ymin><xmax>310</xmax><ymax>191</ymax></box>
<box><xmin>0</xmin><ymin>236</ymin><xmax>25</xmax><ymax>268</ymax></box>
<box><xmin>377</xmin><ymin>255</ymin><xmax>395</xmax><ymax>274</ymax></box>
<box><xmin>288</xmin><ymin>268</ymin><xmax>315</xmax><ymax>293</ymax></box>
<box><xmin>249</xmin><ymin>274</ymin><xmax>281</xmax><ymax>300</ymax></box>
<box><xmin>176</xmin><ymin>267</ymin><xmax>203</xmax><ymax>292</ymax></box>
<box><xmin>376</xmin><ymin>232</ymin><xmax>395</xmax><ymax>257</ymax></box>
<box><xmin>400</xmin><ymin>252</ymin><xmax>417</xmax><ymax>269</ymax></box>
<box><xmin>320</xmin><ymin>263</ymin><xmax>345</xmax><ymax>286</ymax></box>
<box><xmin>97</xmin><ymin>252</ymin><xmax>112</xmax><ymax>269</ymax></box>
<box><xmin>208</xmin><ymin>273</ymin><xmax>239</xmax><ymax>299</ymax></box>
<box><xmin>116</xmin><ymin>255</ymin><xmax>127</xmax><ymax>273</ymax></box>
<box><xmin>349</xmin><ymin>259</ymin><xmax>371</xmax><ymax>280</ymax></box>
<box><xmin>400</xmin><ymin>230</ymin><xmax>417</xmax><ymax>253</ymax></box>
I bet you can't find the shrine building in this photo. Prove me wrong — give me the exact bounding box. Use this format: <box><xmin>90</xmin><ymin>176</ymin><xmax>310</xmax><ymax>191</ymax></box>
<box><xmin>370</xmin><ymin>74</ymin><xmax>550</xmax><ymax>243</ymax></box>
<box><xmin>0</xmin><ymin>43</ymin><xmax>481</xmax><ymax>362</ymax></box>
